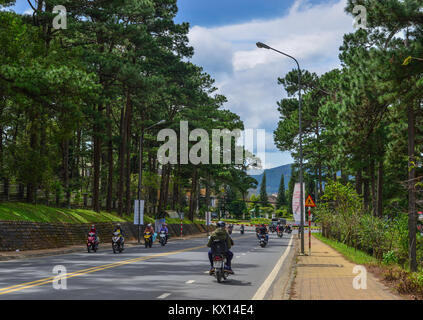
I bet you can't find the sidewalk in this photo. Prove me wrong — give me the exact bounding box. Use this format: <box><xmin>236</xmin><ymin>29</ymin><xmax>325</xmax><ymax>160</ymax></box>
<box><xmin>0</xmin><ymin>232</ymin><xmax>208</xmax><ymax>262</ymax></box>
<box><xmin>291</xmin><ymin>235</ymin><xmax>402</xmax><ymax>300</ymax></box>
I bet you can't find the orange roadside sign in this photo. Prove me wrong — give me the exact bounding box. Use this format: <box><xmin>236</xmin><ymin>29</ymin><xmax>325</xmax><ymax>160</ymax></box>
<box><xmin>305</xmin><ymin>195</ymin><xmax>316</xmax><ymax>207</ymax></box>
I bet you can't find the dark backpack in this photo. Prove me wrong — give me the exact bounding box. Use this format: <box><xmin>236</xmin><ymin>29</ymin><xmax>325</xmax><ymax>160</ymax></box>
<box><xmin>211</xmin><ymin>239</ymin><xmax>228</xmax><ymax>255</ymax></box>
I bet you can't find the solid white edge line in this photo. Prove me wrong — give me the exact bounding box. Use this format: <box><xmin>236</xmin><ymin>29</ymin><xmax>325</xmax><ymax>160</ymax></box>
<box><xmin>157</xmin><ymin>293</ymin><xmax>171</xmax><ymax>299</ymax></box>
<box><xmin>251</xmin><ymin>236</ymin><xmax>294</xmax><ymax>300</ymax></box>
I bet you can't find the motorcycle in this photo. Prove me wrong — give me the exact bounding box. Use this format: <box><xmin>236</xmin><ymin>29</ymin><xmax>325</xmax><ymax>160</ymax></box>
<box><xmin>285</xmin><ymin>226</ymin><xmax>292</xmax><ymax>234</ymax></box>
<box><xmin>270</xmin><ymin>225</ymin><xmax>276</xmax><ymax>233</ymax></box>
<box><xmin>144</xmin><ymin>231</ymin><xmax>153</xmax><ymax>248</ymax></box>
<box><xmin>240</xmin><ymin>226</ymin><xmax>244</xmax><ymax>235</ymax></box>
<box><xmin>159</xmin><ymin>231</ymin><xmax>167</xmax><ymax>246</ymax></box>
<box><xmin>87</xmin><ymin>232</ymin><xmax>99</xmax><ymax>253</ymax></box>
<box><xmin>228</xmin><ymin>225</ymin><xmax>233</xmax><ymax>235</ymax></box>
<box><xmin>259</xmin><ymin>234</ymin><xmax>268</xmax><ymax>247</ymax></box>
<box><xmin>210</xmin><ymin>240</ymin><xmax>230</xmax><ymax>283</ymax></box>
<box><xmin>112</xmin><ymin>232</ymin><xmax>124</xmax><ymax>253</ymax></box>
<box><xmin>277</xmin><ymin>228</ymin><xmax>283</xmax><ymax>238</ymax></box>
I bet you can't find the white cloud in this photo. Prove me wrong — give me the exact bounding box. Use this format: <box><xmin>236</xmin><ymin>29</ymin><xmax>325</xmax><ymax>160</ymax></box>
<box><xmin>187</xmin><ymin>0</ymin><xmax>354</xmax><ymax>168</ymax></box>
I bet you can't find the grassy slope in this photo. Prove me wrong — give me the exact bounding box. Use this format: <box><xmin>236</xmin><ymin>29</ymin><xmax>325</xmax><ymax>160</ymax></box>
<box><xmin>314</xmin><ymin>233</ymin><xmax>378</xmax><ymax>265</ymax></box>
<box><xmin>0</xmin><ymin>202</ymin><xmax>204</xmax><ymax>224</ymax></box>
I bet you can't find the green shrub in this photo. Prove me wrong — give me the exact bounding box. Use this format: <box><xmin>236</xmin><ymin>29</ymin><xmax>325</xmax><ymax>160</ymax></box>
<box><xmin>383</xmin><ymin>250</ymin><xmax>399</xmax><ymax>265</ymax></box>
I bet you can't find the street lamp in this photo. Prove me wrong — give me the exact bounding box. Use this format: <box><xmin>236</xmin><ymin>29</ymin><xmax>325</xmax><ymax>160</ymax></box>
<box><xmin>137</xmin><ymin>119</ymin><xmax>166</xmax><ymax>244</ymax></box>
<box><xmin>256</xmin><ymin>41</ymin><xmax>305</xmax><ymax>254</ymax></box>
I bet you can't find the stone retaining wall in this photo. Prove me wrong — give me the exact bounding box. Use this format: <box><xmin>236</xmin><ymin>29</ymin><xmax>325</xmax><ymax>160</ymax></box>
<box><xmin>0</xmin><ymin>221</ymin><xmax>214</xmax><ymax>251</ymax></box>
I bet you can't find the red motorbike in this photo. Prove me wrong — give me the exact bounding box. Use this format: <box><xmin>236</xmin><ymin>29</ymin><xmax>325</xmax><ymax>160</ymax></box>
<box><xmin>87</xmin><ymin>232</ymin><xmax>99</xmax><ymax>253</ymax></box>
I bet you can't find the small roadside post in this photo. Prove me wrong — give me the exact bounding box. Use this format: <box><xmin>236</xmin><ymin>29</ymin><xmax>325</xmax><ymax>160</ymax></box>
<box><xmin>178</xmin><ymin>211</ymin><xmax>184</xmax><ymax>239</ymax></box>
<box><xmin>305</xmin><ymin>195</ymin><xmax>316</xmax><ymax>255</ymax></box>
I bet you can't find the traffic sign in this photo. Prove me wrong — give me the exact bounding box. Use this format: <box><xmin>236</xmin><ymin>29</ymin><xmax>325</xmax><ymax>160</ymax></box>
<box><xmin>305</xmin><ymin>195</ymin><xmax>316</xmax><ymax>207</ymax></box>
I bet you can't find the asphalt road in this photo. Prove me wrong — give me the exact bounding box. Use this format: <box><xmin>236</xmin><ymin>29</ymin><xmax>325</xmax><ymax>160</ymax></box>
<box><xmin>0</xmin><ymin>226</ymin><xmax>294</xmax><ymax>300</ymax></box>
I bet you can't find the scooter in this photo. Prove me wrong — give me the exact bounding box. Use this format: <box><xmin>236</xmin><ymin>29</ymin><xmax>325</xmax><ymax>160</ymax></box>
<box><xmin>87</xmin><ymin>232</ymin><xmax>99</xmax><ymax>253</ymax></box>
<box><xmin>144</xmin><ymin>231</ymin><xmax>153</xmax><ymax>248</ymax></box>
<box><xmin>259</xmin><ymin>234</ymin><xmax>268</xmax><ymax>247</ymax></box>
<box><xmin>159</xmin><ymin>231</ymin><xmax>167</xmax><ymax>246</ymax></box>
<box><xmin>112</xmin><ymin>232</ymin><xmax>124</xmax><ymax>253</ymax></box>
<box><xmin>210</xmin><ymin>240</ymin><xmax>230</xmax><ymax>283</ymax></box>
<box><xmin>277</xmin><ymin>229</ymin><xmax>283</xmax><ymax>238</ymax></box>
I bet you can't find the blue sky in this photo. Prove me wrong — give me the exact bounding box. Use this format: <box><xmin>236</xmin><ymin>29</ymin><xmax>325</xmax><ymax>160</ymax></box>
<box><xmin>4</xmin><ymin>0</ymin><xmax>355</xmax><ymax>170</ymax></box>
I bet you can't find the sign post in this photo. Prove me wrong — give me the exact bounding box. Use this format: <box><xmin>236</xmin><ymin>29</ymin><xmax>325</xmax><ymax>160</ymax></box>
<box><xmin>134</xmin><ymin>200</ymin><xmax>145</xmax><ymax>244</ymax></box>
<box><xmin>292</xmin><ymin>183</ymin><xmax>305</xmax><ymax>239</ymax></box>
<box><xmin>305</xmin><ymin>195</ymin><xmax>316</xmax><ymax>255</ymax></box>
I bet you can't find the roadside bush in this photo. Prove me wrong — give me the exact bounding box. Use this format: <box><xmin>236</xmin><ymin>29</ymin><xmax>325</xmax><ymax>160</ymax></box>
<box><xmin>315</xmin><ymin>180</ymin><xmax>412</xmax><ymax>264</ymax></box>
<box><xmin>383</xmin><ymin>250</ymin><xmax>399</xmax><ymax>265</ymax></box>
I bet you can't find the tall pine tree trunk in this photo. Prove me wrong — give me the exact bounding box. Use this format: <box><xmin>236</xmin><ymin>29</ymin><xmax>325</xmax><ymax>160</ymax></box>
<box><xmin>370</xmin><ymin>159</ymin><xmax>376</xmax><ymax>216</ymax></box>
<box><xmin>355</xmin><ymin>169</ymin><xmax>362</xmax><ymax>196</ymax></box>
<box><xmin>117</xmin><ymin>99</ymin><xmax>127</xmax><ymax>216</ymax></box>
<box><xmin>106</xmin><ymin>104</ymin><xmax>113</xmax><ymax>212</ymax></box>
<box><xmin>363</xmin><ymin>166</ymin><xmax>370</xmax><ymax>211</ymax></box>
<box><xmin>125</xmin><ymin>100</ymin><xmax>132</xmax><ymax>216</ymax></box>
<box><xmin>407</xmin><ymin>104</ymin><xmax>417</xmax><ymax>272</ymax></box>
<box><xmin>92</xmin><ymin>105</ymin><xmax>102</xmax><ymax>213</ymax></box>
<box><xmin>377</xmin><ymin>159</ymin><xmax>383</xmax><ymax>217</ymax></box>
<box><xmin>188</xmin><ymin>167</ymin><xmax>198</xmax><ymax>221</ymax></box>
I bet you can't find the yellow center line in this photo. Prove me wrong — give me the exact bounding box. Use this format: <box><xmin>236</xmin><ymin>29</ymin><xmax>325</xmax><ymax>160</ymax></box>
<box><xmin>0</xmin><ymin>245</ymin><xmax>205</xmax><ymax>296</ymax></box>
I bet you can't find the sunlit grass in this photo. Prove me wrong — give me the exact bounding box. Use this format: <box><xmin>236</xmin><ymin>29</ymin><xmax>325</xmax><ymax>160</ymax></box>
<box><xmin>314</xmin><ymin>233</ymin><xmax>378</xmax><ymax>265</ymax></box>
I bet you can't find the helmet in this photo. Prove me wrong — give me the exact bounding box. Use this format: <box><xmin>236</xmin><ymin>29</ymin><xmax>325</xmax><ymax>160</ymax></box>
<box><xmin>261</xmin><ymin>224</ymin><xmax>265</xmax><ymax>227</ymax></box>
<box><xmin>148</xmin><ymin>223</ymin><xmax>152</xmax><ymax>227</ymax></box>
<box><xmin>162</xmin><ymin>223</ymin><xmax>167</xmax><ymax>226</ymax></box>
<box><xmin>116</xmin><ymin>223</ymin><xmax>121</xmax><ymax>228</ymax></box>
<box><xmin>216</xmin><ymin>221</ymin><xmax>226</xmax><ymax>228</ymax></box>
<box><xmin>91</xmin><ymin>224</ymin><xmax>95</xmax><ymax>228</ymax></box>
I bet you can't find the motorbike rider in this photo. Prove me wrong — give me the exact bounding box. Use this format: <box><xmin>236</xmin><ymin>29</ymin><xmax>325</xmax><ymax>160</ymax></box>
<box><xmin>159</xmin><ymin>223</ymin><xmax>169</xmax><ymax>243</ymax></box>
<box><xmin>257</xmin><ymin>223</ymin><xmax>269</xmax><ymax>243</ymax></box>
<box><xmin>228</xmin><ymin>224</ymin><xmax>234</xmax><ymax>234</ymax></box>
<box><xmin>88</xmin><ymin>224</ymin><xmax>99</xmax><ymax>244</ymax></box>
<box><xmin>240</xmin><ymin>224</ymin><xmax>245</xmax><ymax>233</ymax></box>
<box><xmin>113</xmin><ymin>223</ymin><xmax>125</xmax><ymax>249</ymax></box>
<box><xmin>207</xmin><ymin>221</ymin><xmax>234</xmax><ymax>275</ymax></box>
<box><xmin>276</xmin><ymin>223</ymin><xmax>283</xmax><ymax>234</ymax></box>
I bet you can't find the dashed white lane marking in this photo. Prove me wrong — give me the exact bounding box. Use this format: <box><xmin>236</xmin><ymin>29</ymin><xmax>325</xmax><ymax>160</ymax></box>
<box><xmin>204</xmin><ymin>271</ymin><xmax>209</xmax><ymax>274</ymax></box>
<box><xmin>186</xmin><ymin>280</ymin><xmax>196</xmax><ymax>284</ymax></box>
<box><xmin>242</xmin><ymin>253</ymin><xmax>246</xmax><ymax>256</ymax></box>
<box><xmin>157</xmin><ymin>293</ymin><xmax>171</xmax><ymax>299</ymax></box>
<box><xmin>236</xmin><ymin>256</ymin><xmax>241</xmax><ymax>258</ymax></box>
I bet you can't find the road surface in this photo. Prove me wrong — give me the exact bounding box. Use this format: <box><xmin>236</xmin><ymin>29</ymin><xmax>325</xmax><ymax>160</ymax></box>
<box><xmin>0</xmin><ymin>226</ymin><xmax>294</xmax><ymax>300</ymax></box>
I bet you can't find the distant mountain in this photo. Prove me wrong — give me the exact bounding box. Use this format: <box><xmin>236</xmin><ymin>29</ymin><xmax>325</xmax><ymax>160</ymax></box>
<box><xmin>249</xmin><ymin>164</ymin><xmax>293</xmax><ymax>195</ymax></box>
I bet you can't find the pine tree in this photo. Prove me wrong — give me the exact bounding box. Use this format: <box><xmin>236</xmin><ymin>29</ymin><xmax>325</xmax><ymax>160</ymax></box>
<box><xmin>276</xmin><ymin>174</ymin><xmax>287</xmax><ymax>209</ymax></box>
<box><xmin>259</xmin><ymin>172</ymin><xmax>269</xmax><ymax>206</ymax></box>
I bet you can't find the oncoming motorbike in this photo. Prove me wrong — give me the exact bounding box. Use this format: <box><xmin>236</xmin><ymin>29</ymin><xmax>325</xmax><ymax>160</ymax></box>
<box><xmin>144</xmin><ymin>231</ymin><xmax>153</xmax><ymax>248</ymax></box>
<box><xmin>159</xmin><ymin>230</ymin><xmax>167</xmax><ymax>246</ymax></box>
<box><xmin>112</xmin><ymin>232</ymin><xmax>124</xmax><ymax>253</ymax></box>
<box><xmin>87</xmin><ymin>232</ymin><xmax>99</xmax><ymax>252</ymax></box>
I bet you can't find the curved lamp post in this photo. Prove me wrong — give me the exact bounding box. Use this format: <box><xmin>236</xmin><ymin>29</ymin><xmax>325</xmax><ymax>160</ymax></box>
<box><xmin>256</xmin><ymin>42</ymin><xmax>305</xmax><ymax>254</ymax></box>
